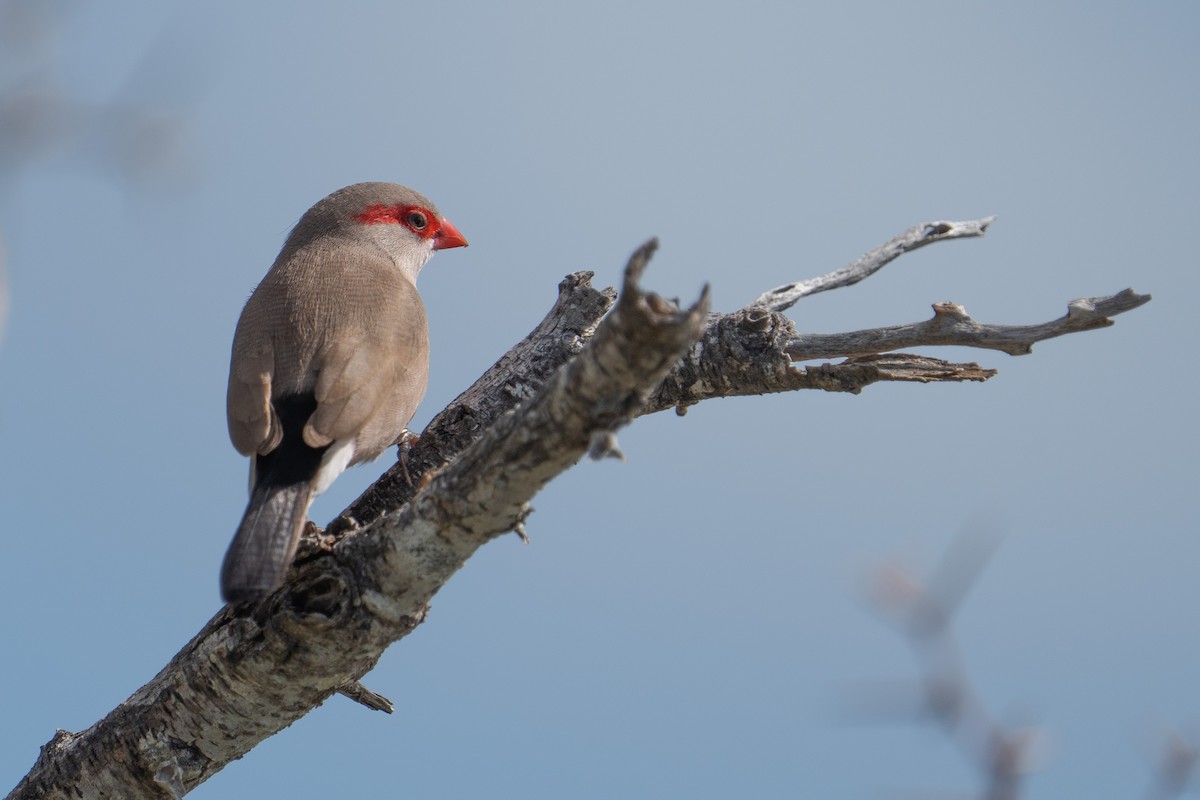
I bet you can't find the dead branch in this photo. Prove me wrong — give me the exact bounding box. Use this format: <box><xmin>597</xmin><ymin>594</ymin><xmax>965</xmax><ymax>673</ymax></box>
<box><xmin>7</xmin><ymin>215</ymin><xmax>1151</xmax><ymax>798</ymax></box>
<box><xmin>7</xmin><ymin>242</ymin><xmax>707</xmax><ymax>799</ymax></box>
<box><xmin>328</xmin><ymin>270</ymin><xmax>617</xmax><ymax>536</ymax></box>
<box><xmin>787</xmin><ymin>289</ymin><xmax>1151</xmax><ymax>360</ymax></box>
<box><xmin>751</xmin><ymin>216</ymin><xmax>996</xmax><ymax>312</ymax></box>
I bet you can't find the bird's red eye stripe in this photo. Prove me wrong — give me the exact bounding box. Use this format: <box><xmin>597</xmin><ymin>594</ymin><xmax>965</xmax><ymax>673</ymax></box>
<box><xmin>356</xmin><ymin>204</ymin><xmax>403</xmax><ymax>225</ymax></box>
<box><xmin>356</xmin><ymin>204</ymin><xmax>440</xmax><ymax>239</ymax></box>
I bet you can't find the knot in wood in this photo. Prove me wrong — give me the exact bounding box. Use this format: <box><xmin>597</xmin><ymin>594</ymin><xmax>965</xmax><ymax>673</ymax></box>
<box><xmin>737</xmin><ymin>307</ymin><xmax>774</xmax><ymax>332</ymax></box>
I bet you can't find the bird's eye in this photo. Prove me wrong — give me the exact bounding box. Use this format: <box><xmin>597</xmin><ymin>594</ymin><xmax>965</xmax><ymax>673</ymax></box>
<box><xmin>405</xmin><ymin>210</ymin><xmax>428</xmax><ymax>230</ymax></box>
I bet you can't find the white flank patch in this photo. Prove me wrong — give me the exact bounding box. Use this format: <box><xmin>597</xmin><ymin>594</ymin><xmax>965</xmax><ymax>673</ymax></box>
<box><xmin>314</xmin><ymin>438</ymin><xmax>356</xmax><ymax>496</ymax></box>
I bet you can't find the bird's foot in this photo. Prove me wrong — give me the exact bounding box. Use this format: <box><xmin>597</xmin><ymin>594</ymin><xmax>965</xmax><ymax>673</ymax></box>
<box><xmin>395</xmin><ymin>429</ymin><xmax>419</xmax><ymax>486</ymax></box>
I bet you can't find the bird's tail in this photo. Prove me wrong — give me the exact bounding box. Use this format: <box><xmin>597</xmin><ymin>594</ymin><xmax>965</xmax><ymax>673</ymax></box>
<box><xmin>220</xmin><ymin>480</ymin><xmax>313</xmax><ymax>603</ymax></box>
<box><xmin>221</xmin><ymin>394</ymin><xmax>325</xmax><ymax>603</ymax></box>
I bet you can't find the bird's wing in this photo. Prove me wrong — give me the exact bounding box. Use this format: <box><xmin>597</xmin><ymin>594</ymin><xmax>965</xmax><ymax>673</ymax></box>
<box><xmin>303</xmin><ymin>272</ymin><xmax>429</xmax><ymax>461</ymax></box>
<box><xmin>302</xmin><ymin>330</ymin><xmax>393</xmax><ymax>449</ymax></box>
<box><xmin>227</xmin><ymin>330</ymin><xmax>280</xmax><ymax>457</ymax></box>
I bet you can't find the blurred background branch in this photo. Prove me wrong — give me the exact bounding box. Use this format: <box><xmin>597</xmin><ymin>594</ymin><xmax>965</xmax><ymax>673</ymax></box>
<box><xmin>864</xmin><ymin>532</ymin><xmax>1200</xmax><ymax>800</ymax></box>
<box><xmin>0</xmin><ymin>0</ymin><xmax>200</xmax><ymax>345</ymax></box>
<box><xmin>1145</xmin><ymin>726</ymin><xmax>1200</xmax><ymax>800</ymax></box>
<box><xmin>865</xmin><ymin>531</ymin><xmax>1045</xmax><ymax>800</ymax></box>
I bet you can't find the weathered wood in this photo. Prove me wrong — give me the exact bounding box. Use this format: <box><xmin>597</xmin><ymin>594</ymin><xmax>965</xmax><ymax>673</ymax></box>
<box><xmin>7</xmin><ymin>221</ymin><xmax>1151</xmax><ymax>799</ymax></box>
<box><xmin>7</xmin><ymin>242</ymin><xmax>707</xmax><ymax>800</ymax></box>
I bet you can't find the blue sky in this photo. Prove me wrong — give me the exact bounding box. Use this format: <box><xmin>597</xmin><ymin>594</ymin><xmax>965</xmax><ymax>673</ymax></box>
<box><xmin>1</xmin><ymin>2</ymin><xmax>1195</xmax><ymax>797</ymax></box>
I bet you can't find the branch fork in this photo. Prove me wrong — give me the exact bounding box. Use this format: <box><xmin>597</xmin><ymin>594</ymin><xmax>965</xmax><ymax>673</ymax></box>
<box><xmin>8</xmin><ymin>217</ymin><xmax>1150</xmax><ymax>800</ymax></box>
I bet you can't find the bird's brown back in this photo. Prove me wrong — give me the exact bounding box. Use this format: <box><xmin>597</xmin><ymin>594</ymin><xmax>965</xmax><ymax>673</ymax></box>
<box><xmin>226</xmin><ymin>237</ymin><xmax>430</xmax><ymax>463</ymax></box>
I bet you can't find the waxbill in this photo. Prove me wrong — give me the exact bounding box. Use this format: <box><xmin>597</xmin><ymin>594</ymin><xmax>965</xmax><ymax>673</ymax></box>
<box><xmin>221</xmin><ymin>182</ymin><xmax>467</xmax><ymax>603</ymax></box>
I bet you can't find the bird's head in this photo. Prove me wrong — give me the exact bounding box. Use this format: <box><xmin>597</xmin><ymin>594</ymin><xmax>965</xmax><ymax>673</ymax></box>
<box><xmin>287</xmin><ymin>182</ymin><xmax>468</xmax><ymax>280</ymax></box>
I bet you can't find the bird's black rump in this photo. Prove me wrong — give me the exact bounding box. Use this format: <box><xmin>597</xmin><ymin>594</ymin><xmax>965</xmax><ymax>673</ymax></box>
<box><xmin>254</xmin><ymin>394</ymin><xmax>327</xmax><ymax>488</ymax></box>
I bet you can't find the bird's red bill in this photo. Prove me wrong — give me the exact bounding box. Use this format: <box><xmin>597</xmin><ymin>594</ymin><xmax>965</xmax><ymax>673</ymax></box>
<box><xmin>433</xmin><ymin>218</ymin><xmax>468</xmax><ymax>250</ymax></box>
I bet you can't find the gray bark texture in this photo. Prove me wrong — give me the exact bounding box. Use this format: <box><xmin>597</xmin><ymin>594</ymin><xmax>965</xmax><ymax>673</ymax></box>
<box><xmin>7</xmin><ymin>225</ymin><xmax>1149</xmax><ymax>799</ymax></box>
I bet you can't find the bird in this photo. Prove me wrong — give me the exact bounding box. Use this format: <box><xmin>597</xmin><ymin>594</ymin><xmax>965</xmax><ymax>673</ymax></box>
<box><xmin>220</xmin><ymin>182</ymin><xmax>467</xmax><ymax>603</ymax></box>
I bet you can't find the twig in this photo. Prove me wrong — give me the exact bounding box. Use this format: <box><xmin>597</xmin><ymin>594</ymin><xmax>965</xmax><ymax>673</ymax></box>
<box><xmin>750</xmin><ymin>217</ymin><xmax>996</xmax><ymax>312</ymax></box>
<box><xmin>787</xmin><ymin>289</ymin><xmax>1151</xmax><ymax>360</ymax></box>
<box><xmin>337</xmin><ymin>680</ymin><xmax>394</xmax><ymax>714</ymax></box>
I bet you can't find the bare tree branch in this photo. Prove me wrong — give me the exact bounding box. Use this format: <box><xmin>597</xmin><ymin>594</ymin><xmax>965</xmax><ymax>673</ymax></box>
<box><xmin>6</xmin><ymin>212</ymin><xmax>1152</xmax><ymax>798</ymax></box>
<box><xmin>7</xmin><ymin>241</ymin><xmax>708</xmax><ymax>800</ymax></box>
<box><xmin>750</xmin><ymin>216</ymin><xmax>996</xmax><ymax>312</ymax></box>
<box><xmin>328</xmin><ymin>269</ymin><xmax>617</xmax><ymax>537</ymax></box>
<box><xmin>643</xmin><ymin>284</ymin><xmax>1147</xmax><ymax>414</ymax></box>
<box><xmin>787</xmin><ymin>289</ymin><xmax>1151</xmax><ymax>360</ymax></box>
<box><xmin>645</xmin><ymin>306</ymin><xmax>1000</xmax><ymax>415</ymax></box>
